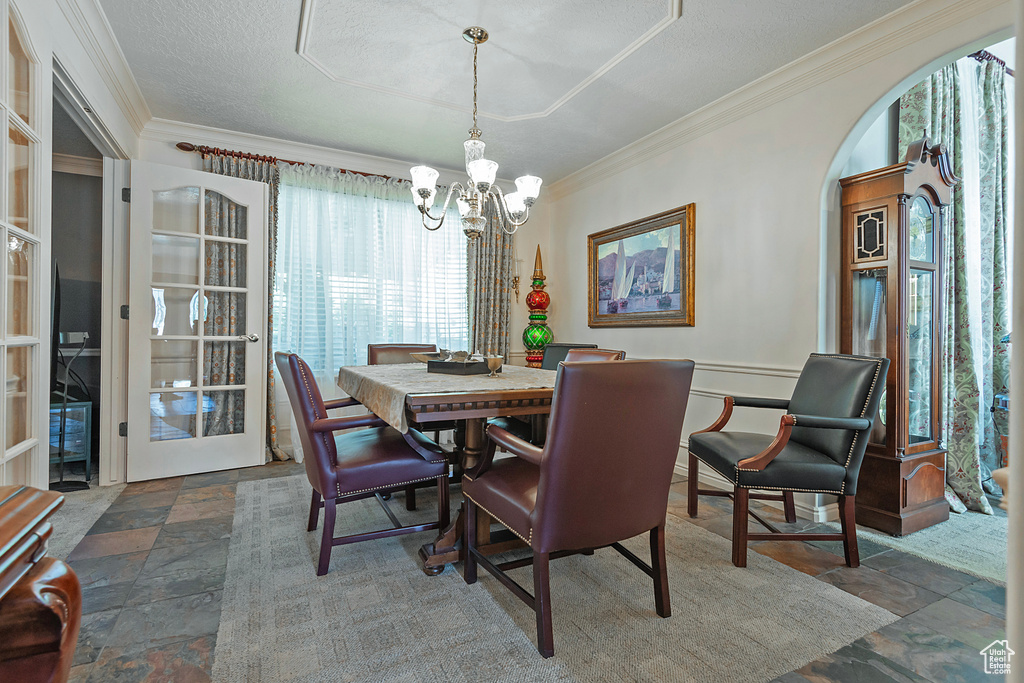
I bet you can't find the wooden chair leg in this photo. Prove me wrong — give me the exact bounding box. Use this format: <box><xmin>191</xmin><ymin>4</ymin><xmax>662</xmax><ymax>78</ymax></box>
<box><xmin>463</xmin><ymin>497</ymin><xmax>478</xmax><ymax>585</ymax></box>
<box><xmin>783</xmin><ymin>491</ymin><xmax>796</xmax><ymax>523</ymax></box>
<box><xmin>533</xmin><ymin>552</ymin><xmax>554</xmax><ymax>658</ymax></box>
<box><xmin>732</xmin><ymin>487</ymin><xmax>749</xmax><ymax>568</ymax></box>
<box><xmin>317</xmin><ymin>498</ymin><xmax>337</xmax><ymax>576</ymax></box>
<box><xmin>838</xmin><ymin>494</ymin><xmax>860</xmax><ymax>568</ymax></box>
<box><xmin>405</xmin><ymin>486</ymin><xmax>417</xmax><ymax>511</ymax></box>
<box><xmin>650</xmin><ymin>524</ymin><xmax>671</xmax><ymax>617</ymax></box>
<box><xmin>437</xmin><ymin>475</ymin><xmax>450</xmax><ymax>529</ymax></box>
<box><xmin>687</xmin><ymin>453</ymin><xmax>699</xmax><ymax>518</ymax></box>
<box><xmin>307</xmin><ymin>490</ymin><xmax>322</xmax><ymax>532</ymax></box>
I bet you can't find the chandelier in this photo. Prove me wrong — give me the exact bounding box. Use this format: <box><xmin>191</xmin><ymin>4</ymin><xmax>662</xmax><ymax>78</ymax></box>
<box><xmin>410</xmin><ymin>27</ymin><xmax>542</xmax><ymax>239</ymax></box>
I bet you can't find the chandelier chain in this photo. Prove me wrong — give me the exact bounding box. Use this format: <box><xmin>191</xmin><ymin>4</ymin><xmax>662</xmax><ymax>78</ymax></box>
<box><xmin>472</xmin><ymin>42</ymin><xmax>478</xmax><ymax>132</ymax></box>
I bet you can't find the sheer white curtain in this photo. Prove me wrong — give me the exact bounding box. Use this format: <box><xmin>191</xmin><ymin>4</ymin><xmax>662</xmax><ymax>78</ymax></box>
<box><xmin>274</xmin><ymin>164</ymin><xmax>468</xmax><ymax>388</ymax></box>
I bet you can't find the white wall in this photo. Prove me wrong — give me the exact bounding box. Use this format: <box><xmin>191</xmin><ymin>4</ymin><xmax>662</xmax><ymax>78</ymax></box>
<box><xmin>544</xmin><ymin>0</ymin><xmax>1014</xmax><ymax>515</ymax></box>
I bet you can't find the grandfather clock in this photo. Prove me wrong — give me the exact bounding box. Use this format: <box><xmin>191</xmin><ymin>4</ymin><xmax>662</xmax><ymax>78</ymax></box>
<box><xmin>839</xmin><ymin>137</ymin><xmax>955</xmax><ymax>536</ymax></box>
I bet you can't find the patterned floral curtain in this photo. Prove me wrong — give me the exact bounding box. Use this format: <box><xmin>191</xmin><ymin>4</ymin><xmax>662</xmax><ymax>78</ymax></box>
<box><xmin>467</xmin><ymin>206</ymin><xmax>514</xmax><ymax>358</ymax></box>
<box><xmin>203</xmin><ymin>154</ymin><xmax>287</xmax><ymax>461</ymax></box>
<box><xmin>897</xmin><ymin>59</ymin><xmax>1011</xmax><ymax>513</ymax></box>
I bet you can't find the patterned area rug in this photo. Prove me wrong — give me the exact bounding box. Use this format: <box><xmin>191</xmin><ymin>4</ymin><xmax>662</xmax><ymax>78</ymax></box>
<box><xmin>47</xmin><ymin>481</ymin><xmax>125</xmax><ymax>560</ymax></box>
<box><xmin>214</xmin><ymin>476</ymin><xmax>896</xmax><ymax>682</ymax></box>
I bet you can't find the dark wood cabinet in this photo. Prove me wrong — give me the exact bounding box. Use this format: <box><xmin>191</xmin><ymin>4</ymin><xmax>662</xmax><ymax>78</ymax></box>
<box><xmin>839</xmin><ymin>138</ymin><xmax>955</xmax><ymax>536</ymax></box>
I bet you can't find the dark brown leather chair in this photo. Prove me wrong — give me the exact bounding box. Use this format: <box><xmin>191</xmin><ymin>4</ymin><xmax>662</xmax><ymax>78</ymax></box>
<box><xmin>367</xmin><ymin>343</ymin><xmax>439</xmax><ymax>365</ymax></box>
<box><xmin>688</xmin><ymin>353</ymin><xmax>889</xmax><ymax>568</ymax></box>
<box><xmin>367</xmin><ymin>343</ymin><xmax>457</xmax><ymax>509</ymax></box>
<box><xmin>537</xmin><ymin>342</ymin><xmax>599</xmax><ymax>370</ymax></box>
<box><xmin>463</xmin><ymin>359</ymin><xmax>695</xmax><ymax>657</ymax></box>
<box><xmin>489</xmin><ymin>348</ymin><xmax>626</xmax><ymax>444</ymax></box>
<box><xmin>275</xmin><ymin>352</ymin><xmax>450</xmax><ymax>576</ymax></box>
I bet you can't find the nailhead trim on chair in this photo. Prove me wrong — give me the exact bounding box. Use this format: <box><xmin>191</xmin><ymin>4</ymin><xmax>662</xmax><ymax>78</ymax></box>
<box><xmin>689</xmin><ymin>451</ymin><xmax>845</xmax><ymax>495</ymax></box>
<box><xmin>336</xmin><ymin>474</ymin><xmax>443</xmax><ymax>499</ymax></box>
<box><xmin>463</xmin><ymin>491</ymin><xmax>532</xmax><ymax>545</ymax></box>
<box><xmin>297</xmin><ymin>360</ymin><xmax>338</xmax><ymax>466</ymax></box>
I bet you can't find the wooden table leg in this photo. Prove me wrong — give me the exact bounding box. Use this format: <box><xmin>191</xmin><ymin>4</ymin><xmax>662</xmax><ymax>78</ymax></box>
<box><xmin>419</xmin><ymin>417</ymin><xmax>506</xmax><ymax>575</ymax></box>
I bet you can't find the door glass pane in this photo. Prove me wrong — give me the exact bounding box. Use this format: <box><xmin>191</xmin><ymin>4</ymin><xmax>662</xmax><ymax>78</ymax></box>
<box><xmin>203</xmin><ymin>389</ymin><xmax>244</xmax><ymax>436</ymax></box>
<box><xmin>204</xmin><ymin>341</ymin><xmax>245</xmax><ymax>386</ymax></box>
<box><xmin>153</xmin><ymin>235</ymin><xmax>200</xmax><ymax>284</ymax></box>
<box><xmin>8</xmin><ymin>126</ymin><xmax>31</xmax><ymax>231</ymax></box>
<box><xmin>7</xmin><ymin>235</ymin><xmax>32</xmax><ymax>336</ymax></box>
<box><xmin>204</xmin><ymin>291</ymin><xmax>245</xmax><ymax>336</ymax></box>
<box><xmin>851</xmin><ymin>268</ymin><xmax>887</xmax><ymax>445</ymax></box>
<box><xmin>8</xmin><ymin>20</ymin><xmax>30</xmax><ymax>125</ymax></box>
<box><xmin>6</xmin><ymin>346</ymin><xmax>32</xmax><ymax>449</ymax></box>
<box><xmin>2</xmin><ymin>448</ymin><xmax>32</xmax><ymax>485</ymax></box>
<box><xmin>153</xmin><ymin>187</ymin><xmax>200</xmax><ymax>234</ymax></box>
<box><xmin>152</xmin><ymin>340</ymin><xmax>197</xmax><ymax>388</ymax></box>
<box><xmin>205</xmin><ymin>190</ymin><xmax>248</xmax><ymax>239</ymax></box>
<box><xmin>151</xmin><ymin>287</ymin><xmax>204</xmax><ymax>336</ymax></box>
<box><xmin>908</xmin><ymin>197</ymin><xmax>934</xmax><ymax>263</ymax></box>
<box><xmin>150</xmin><ymin>391</ymin><xmax>196</xmax><ymax>440</ymax></box>
<box><xmin>909</xmin><ymin>269</ymin><xmax>933</xmax><ymax>443</ymax></box>
<box><xmin>205</xmin><ymin>240</ymin><xmax>247</xmax><ymax>288</ymax></box>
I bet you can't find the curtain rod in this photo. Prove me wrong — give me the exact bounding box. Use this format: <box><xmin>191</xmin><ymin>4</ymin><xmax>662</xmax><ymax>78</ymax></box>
<box><xmin>174</xmin><ymin>142</ymin><xmax>400</xmax><ymax>181</ymax></box>
<box><xmin>969</xmin><ymin>50</ymin><xmax>1014</xmax><ymax>77</ymax></box>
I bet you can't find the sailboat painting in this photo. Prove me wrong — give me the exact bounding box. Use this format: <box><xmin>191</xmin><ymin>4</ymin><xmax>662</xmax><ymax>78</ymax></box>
<box><xmin>587</xmin><ymin>203</ymin><xmax>695</xmax><ymax>328</ymax></box>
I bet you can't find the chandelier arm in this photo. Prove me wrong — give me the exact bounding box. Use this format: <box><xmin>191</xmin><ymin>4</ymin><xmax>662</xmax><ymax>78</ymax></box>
<box><xmin>418</xmin><ymin>183</ymin><xmax>466</xmax><ymax>230</ymax></box>
<box><xmin>488</xmin><ymin>187</ymin><xmax>527</xmax><ymax>234</ymax></box>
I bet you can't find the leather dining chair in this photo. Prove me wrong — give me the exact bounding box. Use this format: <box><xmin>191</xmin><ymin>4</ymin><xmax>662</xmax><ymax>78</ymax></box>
<box><xmin>463</xmin><ymin>359</ymin><xmax>695</xmax><ymax>657</ymax></box>
<box><xmin>367</xmin><ymin>343</ymin><xmax>457</xmax><ymax>510</ymax></box>
<box><xmin>687</xmin><ymin>353</ymin><xmax>889</xmax><ymax>568</ymax></box>
<box><xmin>537</xmin><ymin>342</ymin><xmax>599</xmax><ymax>370</ymax></box>
<box><xmin>275</xmin><ymin>352</ymin><xmax>450</xmax><ymax>576</ymax></box>
<box><xmin>489</xmin><ymin>347</ymin><xmax>625</xmax><ymax>444</ymax></box>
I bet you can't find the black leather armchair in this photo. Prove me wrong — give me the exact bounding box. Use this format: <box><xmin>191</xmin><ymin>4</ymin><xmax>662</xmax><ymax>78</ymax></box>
<box><xmin>687</xmin><ymin>353</ymin><xmax>888</xmax><ymax>568</ymax></box>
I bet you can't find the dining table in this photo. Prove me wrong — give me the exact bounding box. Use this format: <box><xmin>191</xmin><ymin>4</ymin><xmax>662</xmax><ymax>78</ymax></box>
<box><xmin>338</xmin><ymin>362</ymin><xmax>558</xmax><ymax>574</ymax></box>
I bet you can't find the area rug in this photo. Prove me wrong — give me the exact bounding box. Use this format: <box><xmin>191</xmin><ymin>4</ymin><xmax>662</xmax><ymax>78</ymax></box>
<box><xmin>214</xmin><ymin>476</ymin><xmax>896</xmax><ymax>682</ymax></box>
<box><xmin>831</xmin><ymin>511</ymin><xmax>1007</xmax><ymax>585</ymax></box>
<box><xmin>47</xmin><ymin>481</ymin><xmax>125</xmax><ymax>560</ymax></box>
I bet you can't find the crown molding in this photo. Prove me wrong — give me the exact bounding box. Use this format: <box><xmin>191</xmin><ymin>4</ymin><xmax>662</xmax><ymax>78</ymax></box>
<box><xmin>296</xmin><ymin>0</ymin><xmax>683</xmax><ymax>124</ymax></box>
<box><xmin>53</xmin><ymin>153</ymin><xmax>103</xmax><ymax>176</ymax></box>
<box><xmin>55</xmin><ymin>0</ymin><xmax>152</xmax><ymax>136</ymax></box>
<box><xmin>549</xmin><ymin>0</ymin><xmax>1010</xmax><ymax>199</ymax></box>
<box><xmin>141</xmin><ymin>118</ymin><xmax>469</xmax><ymax>184</ymax></box>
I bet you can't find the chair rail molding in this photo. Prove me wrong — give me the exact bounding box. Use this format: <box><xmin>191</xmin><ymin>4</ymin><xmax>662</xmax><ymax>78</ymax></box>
<box><xmin>548</xmin><ymin>0</ymin><xmax>1010</xmax><ymax>200</ymax></box>
<box><xmin>55</xmin><ymin>0</ymin><xmax>151</xmax><ymax>136</ymax></box>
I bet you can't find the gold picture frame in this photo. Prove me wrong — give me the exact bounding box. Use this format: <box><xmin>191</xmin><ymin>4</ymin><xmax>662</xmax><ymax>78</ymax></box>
<box><xmin>587</xmin><ymin>203</ymin><xmax>695</xmax><ymax>328</ymax></box>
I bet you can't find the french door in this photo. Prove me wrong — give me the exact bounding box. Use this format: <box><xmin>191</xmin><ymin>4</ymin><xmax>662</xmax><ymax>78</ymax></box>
<box><xmin>127</xmin><ymin>161</ymin><xmax>267</xmax><ymax>481</ymax></box>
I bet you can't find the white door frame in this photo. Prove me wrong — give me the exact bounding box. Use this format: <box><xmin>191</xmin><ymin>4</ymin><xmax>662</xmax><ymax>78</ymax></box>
<box><xmin>53</xmin><ymin>58</ymin><xmax>131</xmax><ymax>485</ymax></box>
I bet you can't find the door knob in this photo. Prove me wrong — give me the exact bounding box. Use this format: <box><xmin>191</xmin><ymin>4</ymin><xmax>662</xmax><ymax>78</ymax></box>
<box><xmin>239</xmin><ymin>333</ymin><xmax>260</xmax><ymax>343</ymax></box>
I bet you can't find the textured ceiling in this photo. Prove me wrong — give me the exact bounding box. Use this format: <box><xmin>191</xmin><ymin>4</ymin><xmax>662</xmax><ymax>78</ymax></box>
<box><xmin>98</xmin><ymin>0</ymin><xmax>912</xmax><ymax>182</ymax></box>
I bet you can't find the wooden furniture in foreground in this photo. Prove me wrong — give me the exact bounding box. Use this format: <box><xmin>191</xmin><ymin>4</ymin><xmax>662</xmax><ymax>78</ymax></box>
<box><xmin>276</xmin><ymin>352</ymin><xmax>450</xmax><ymax>576</ymax></box>
<box><xmin>338</xmin><ymin>363</ymin><xmax>557</xmax><ymax>575</ymax></box>
<box><xmin>464</xmin><ymin>360</ymin><xmax>695</xmax><ymax>657</ymax></box>
<box><xmin>688</xmin><ymin>354</ymin><xmax>889</xmax><ymax>568</ymax></box>
<box><xmin>839</xmin><ymin>138</ymin><xmax>956</xmax><ymax>535</ymax></box>
<box><xmin>0</xmin><ymin>486</ymin><xmax>81</xmax><ymax>683</ymax></box>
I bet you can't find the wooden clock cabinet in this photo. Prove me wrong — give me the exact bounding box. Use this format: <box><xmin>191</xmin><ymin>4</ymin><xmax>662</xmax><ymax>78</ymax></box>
<box><xmin>838</xmin><ymin>138</ymin><xmax>955</xmax><ymax>536</ymax></box>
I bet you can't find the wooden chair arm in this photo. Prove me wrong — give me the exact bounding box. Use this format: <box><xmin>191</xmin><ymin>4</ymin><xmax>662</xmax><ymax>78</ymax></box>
<box><xmin>486</xmin><ymin>424</ymin><xmax>543</xmax><ymax>465</ymax></box>
<box><xmin>311</xmin><ymin>414</ymin><xmax>387</xmax><ymax>432</ymax></box>
<box><xmin>691</xmin><ymin>396</ymin><xmax>792</xmax><ymax>436</ymax></box>
<box><xmin>691</xmin><ymin>396</ymin><xmax>734</xmax><ymax>435</ymax></box>
<box><xmin>736</xmin><ymin>414</ymin><xmax>796</xmax><ymax>471</ymax></box>
<box><xmin>324</xmin><ymin>397</ymin><xmax>361</xmax><ymax>410</ymax></box>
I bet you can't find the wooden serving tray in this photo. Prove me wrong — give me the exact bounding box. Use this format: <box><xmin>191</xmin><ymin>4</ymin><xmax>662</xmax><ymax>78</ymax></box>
<box><xmin>427</xmin><ymin>360</ymin><xmax>500</xmax><ymax>375</ymax></box>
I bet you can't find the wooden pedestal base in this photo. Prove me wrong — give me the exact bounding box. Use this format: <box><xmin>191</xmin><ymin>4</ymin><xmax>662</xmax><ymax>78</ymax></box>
<box><xmin>856</xmin><ymin>449</ymin><xmax>949</xmax><ymax>536</ymax></box>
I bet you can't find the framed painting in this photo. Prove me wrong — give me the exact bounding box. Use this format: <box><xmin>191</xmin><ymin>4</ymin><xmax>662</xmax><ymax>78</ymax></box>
<box><xmin>587</xmin><ymin>203</ymin><xmax>695</xmax><ymax>328</ymax></box>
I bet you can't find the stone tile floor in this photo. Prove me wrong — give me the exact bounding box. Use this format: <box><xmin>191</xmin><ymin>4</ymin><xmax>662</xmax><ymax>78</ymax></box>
<box><xmin>64</xmin><ymin>465</ymin><xmax>1004</xmax><ymax>682</ymax></box>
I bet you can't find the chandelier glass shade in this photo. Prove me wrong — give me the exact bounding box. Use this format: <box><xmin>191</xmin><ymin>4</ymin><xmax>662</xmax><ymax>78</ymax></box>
<box><xmin>410</xmin><ymin>27</ymin><xmax>542</xmax><ymax>239</ymax></box>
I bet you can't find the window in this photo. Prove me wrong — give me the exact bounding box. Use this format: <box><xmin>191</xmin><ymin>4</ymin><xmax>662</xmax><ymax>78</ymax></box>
<box><xmin>274</xmin><ymin>165</ymin><xmax>468</xmax><ymax>383</ymax></box>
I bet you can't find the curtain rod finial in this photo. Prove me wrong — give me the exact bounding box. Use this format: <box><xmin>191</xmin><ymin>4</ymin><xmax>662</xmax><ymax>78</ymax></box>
<box><xmin>175</xmin><ymin>142</ymin><xmax>197</xmax><ymax>152</ymax></box>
